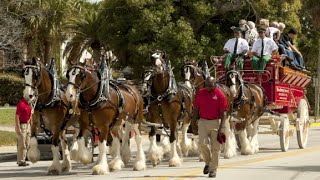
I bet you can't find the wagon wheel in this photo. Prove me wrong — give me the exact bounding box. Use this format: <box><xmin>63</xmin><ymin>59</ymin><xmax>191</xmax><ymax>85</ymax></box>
<box><xmin>279</xmin><ymin>116</ymin><xmax>290</xmax><ymax>152</ymax></box>
<box><xmin>296</xmin><ymin>99</ymin><xmax>309</xmax><ymax>149</ymax></box>
<box><xmin>83</xmin><ymin>131</ymin><xmax>95</xmax><ymax>162</ymax></box>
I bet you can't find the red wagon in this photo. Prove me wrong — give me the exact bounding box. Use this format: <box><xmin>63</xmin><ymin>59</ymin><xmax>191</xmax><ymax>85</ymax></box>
<box><xmin>214</xmin><ymin>55</ymin><xmax>311</xmax><ymax>151</ymax></box>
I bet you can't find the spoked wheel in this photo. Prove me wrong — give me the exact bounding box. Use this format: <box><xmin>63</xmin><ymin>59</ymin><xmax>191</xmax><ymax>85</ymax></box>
<box><xmin>296</xmin><ymin>99</ymin><xmax>309</xmax><ymax>149</ymax></box>
<box><xmin>83</xmin><ymin>131</ymin><xmax>95</xmax><ymax>162</ymax></box>
<box><xmin>279</xmin><ymin>115</ymin><xmax>290</xmax><ymax>152</ymax></box>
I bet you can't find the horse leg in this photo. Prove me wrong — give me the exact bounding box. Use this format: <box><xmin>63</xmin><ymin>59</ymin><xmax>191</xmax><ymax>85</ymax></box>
<box><xmin>70</xmin><ymin>128</ymin><xmax>80</xmax><ymax>162</ymax></box>
<box><xmin>132</xmin><ymin>123</ymin><xmax>146</xmax><ymax>171</ymax></box>
<box><xmin>92</xmin><ymin>126</ymin><xmax>110</xmax><ymax>175</ymax></box>
<box><xmin>168</xmin><ymin>125</ymin><xmax>182</xmax><ymax>167</ymax></box>
<box><xmin>180</xmin><ymin>122</ymin><xmax>192</xmax><ymax>157</ymax></box>
<box><xmin>224</xmin><ymin>117</ymin><xmax>237</xmax><ymax>159</ymax></box>
<box><xmin>60</xmin><ymin>131</ymin><xmax>71</xmax><ymax>172</ymax></box>
<box><xmin>27</xmin><ymin>113</ymin><xmax>40</xmax><ymax>163</ymax></box>
<box><xmin>76</xmin><ymin>116</ymin><xmax>93</xmax><ymax>165</ymax></box>
<box><xmin>239</xmin><ymin>129</ymin><xmax>254</xmax><ymax>155</ymax></box>
<box><xmin>148</xmin><ymin>126</ymin><xmax>163</xmax><ymax>166</ymax></box>
<box><xmin>250</xmin><ymin>119</ymin><xmax>260</xmax><ymax>154</ymax></box>
<box><xmin>48</xmin><ymin>131</ymin><xmax>62</xmax><ymax>175</ymax></box>
<box><xmin>160</xmin><ymin>135</ymin><xmax>171</xmax><ymax>158</ymax></box>
<box><xmin>109</xmin><ymin>126</ymin><xmax>125</xmax><ymax>171</ymax></box>
<box><xmin>120</xmin><ymin>122</ymin><xmax>131</xmax><ymax>165</ymax></box>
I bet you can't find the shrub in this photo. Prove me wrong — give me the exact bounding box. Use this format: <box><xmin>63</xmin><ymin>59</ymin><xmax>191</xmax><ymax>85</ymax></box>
<box><xmin>0</xmin><ymin>73</ymin><xmax>24</xmax><ymax>106</ymax></box>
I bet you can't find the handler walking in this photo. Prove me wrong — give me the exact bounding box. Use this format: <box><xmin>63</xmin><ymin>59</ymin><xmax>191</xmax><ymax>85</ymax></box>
<box><xmin>192</xmin><ymin>76</ymin><xmax>228</xmax><ymax>178</ymax></box>
<box><xmin>15</xmin><ymin>91</ymin><xmax>32</xmax><ymax>166</ymax></box>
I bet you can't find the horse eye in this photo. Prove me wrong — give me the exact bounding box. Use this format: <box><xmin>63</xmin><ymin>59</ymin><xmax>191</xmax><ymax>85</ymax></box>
<box><xmin>24</xmin><ymin>70</ymin><xmax>29</xmax><ymax>76</ymax></box>
<box><xmin>72</xmin><ymin>70</ymin><xmax>76</xmax><ymax>75</ymax></box>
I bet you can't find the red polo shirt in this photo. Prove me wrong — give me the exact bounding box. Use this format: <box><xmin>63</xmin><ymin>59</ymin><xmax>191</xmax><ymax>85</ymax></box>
<box><xmin>194</xmin><ymin>88</ymin><xmax>228</xmax><ymax>120</ymax></box>
<box><xmin>16</xmin><ymin>99</ymin><xmax>32</xmax><ymax>123</ymax></box>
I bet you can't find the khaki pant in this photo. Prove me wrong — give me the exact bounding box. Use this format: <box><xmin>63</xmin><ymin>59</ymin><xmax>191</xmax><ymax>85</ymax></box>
<box><xmin>17</xmin><ymin>123</ymin><xmax>30</xmax><ymax>164</ymax></box>
<box><xmin>198</xmin><ymin>119</ymin><xmax>221</xmax><ymax>172</ymax></box>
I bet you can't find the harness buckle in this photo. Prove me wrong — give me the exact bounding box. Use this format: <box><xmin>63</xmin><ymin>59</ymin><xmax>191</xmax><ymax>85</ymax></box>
<box><xmin>157</xmin><ymin>96</ymin><xmax>163</xmax><ymax>101</ymax></box>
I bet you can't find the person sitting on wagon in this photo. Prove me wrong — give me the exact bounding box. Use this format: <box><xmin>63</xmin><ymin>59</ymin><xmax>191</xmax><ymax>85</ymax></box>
<box><xmin>250</xmin><ymin>27</ymin><xmax>278</xmax><ymax>74</ymax></box>
<box><xmin>260</xmin><ymin>19</ymin><xmax>281</xmax><ymax>43</ymax></box>
<box><xmin>223</xmin><ymin>27</ymin><xmax>249</xmax><ymax>72</ymax></box>
<box><xmin>279</xmin><ymin>28</ymin><xmax>306</xmax><ymax>70</ymax></box>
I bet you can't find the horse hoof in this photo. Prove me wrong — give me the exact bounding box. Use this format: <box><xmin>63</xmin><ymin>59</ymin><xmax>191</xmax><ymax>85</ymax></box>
<box><xmin>47</xmin><ymin>168</ymin><xmax>61</xmax><ymax>175</ymax></box>
<box><xmin>133</xmin><ymin>160</ymin><xmax>146</xmax><ymax>171</ymax></box>
<box><xmin>109</xmin><ymin>159</ymin><xmax>124</xmax><ymax>172</ymax></box>
<box><xmin>169</xmin><ymin>157</ymin><xmax>182</xmax><ymax>167</ymax></box>
<box><xmin>92</xmin><ymin>164</ymin><xmax>109</xmax><ymax>175</ymax></box>
<box><xmin>61</xmin><ymin>164</ymin><xmax>71</xmax><ymax>173</ymax></box>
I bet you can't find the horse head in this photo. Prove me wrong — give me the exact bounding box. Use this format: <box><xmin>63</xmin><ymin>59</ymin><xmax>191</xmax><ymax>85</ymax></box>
<box><xmin>182</xmin><ymin>59</ymin><xmax>207</xmax><ymax>90</ymax></box>
<box><xmin>150</xmin><ymin>50</ymin><xmax>167</xmax><ymax>73</ymax></box>
<box><xmin>226</xmin><ymin>70</ymin><xmax>242</xmax><ymax>98</ymax></box>
<box><xmin>65</xmin><ymin>63</ymin><xmax>88</xmax><ymax>112</ymax></box>
<box><xmin>23</xmin><ymin>57</ymin><xmax>42</xmax><ymax>101</ymax></box>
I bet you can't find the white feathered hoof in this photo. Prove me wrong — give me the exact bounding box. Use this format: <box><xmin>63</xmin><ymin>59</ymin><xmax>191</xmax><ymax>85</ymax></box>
<box><xmin>27</xmin><ymin>137</ymin><xmax>40</xmax><ymax>163</ymax></box>
<box><xmin>109</xmin><ymin>158</ymin><xmax>124</xmax><ymax>172</ymax></box>
<box><xmin>241</xmin><ymin>146</ymin><xmax>254</xmax><ymax>155</ymax></box>
<box><xmin>169</xmin><ymin>156</ymin><xmax>182</xmax><ymax>167</ymax></box>
<box><xmin>47</xmin><ymin>163</ymin><xmax>62</xmax><ymax>175</ymax></box>
<box><xmin>61</xmin><ymin>161</ymin><xmax>71</xmax><ymax>173</ymax></box>
<box><xmin>121</xmin><ymin>148</ymin><xmax>131</xmax><ymax>165</ymax></box>
<box><xmin>148</xmin><ymin>148</ymin><xmax>163</xmax><ymax>167</ymax></box>
<box><xmin>133</xmin><ymin>160</ymin><xmax>146</xmax><ymax>171</ymax></box>
<box><xmin>224</xmin><ymin>149</ymin><xmax>235</xmax><ymax>159</ymax></box>
<box><xmin>92</xmin><ymin>164</ymin><xmax>109</xmax><ymax>175</ymax></box>
<box><xmin>187</xmin><ymin>140</ymin><xmax>200</xmax><ymax>157</ymax></box>
<box><xmin>180</xmin><ymin>139</ymin><xmax>192</xmax><ymax>157</ymax></box>
<box><xmin>78</xmin><ymin>147</ymin><xmax>92</xmax><ymax>165</ymax></box>
<box><xmin>70</xmin><ymin>141</ymin><xmax>79</xmax><ymax>162</ymax></box>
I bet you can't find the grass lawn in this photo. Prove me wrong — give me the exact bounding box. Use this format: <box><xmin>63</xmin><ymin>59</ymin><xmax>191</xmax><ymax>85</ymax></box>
<box><xmin>0</xmin><ymin>108</ymin><xmax>16</xmax><ymax>126</ymax></box>
<box><xmin>0</xmin><ymin>130</ymin><xmax>16</xmax><ymax>146</ymax></box>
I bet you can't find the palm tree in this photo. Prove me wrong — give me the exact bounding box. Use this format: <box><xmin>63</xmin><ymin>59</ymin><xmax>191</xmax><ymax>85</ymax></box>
<box><xmin>63</xmin><ymin>3</ymin><xmax>105</xmax><ymax>65</ymax></box>
<box><xmin>8</xmin><ymin>0</ymin><xmax>86</xmax><ymax>64</ymax></box>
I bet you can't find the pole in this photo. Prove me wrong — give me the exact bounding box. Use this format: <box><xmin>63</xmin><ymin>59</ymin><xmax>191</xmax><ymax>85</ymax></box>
<box><xmin>316</xmin><ymin>39</ymin><xmax>320</xmax><ymax>122</ymax></box>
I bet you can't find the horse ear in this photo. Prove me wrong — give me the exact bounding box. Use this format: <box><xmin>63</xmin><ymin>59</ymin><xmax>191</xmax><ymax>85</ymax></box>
<box><xmin>31</xmin><ymin>57</ymin><xmax>37</xmax><ymax>65</ymax></box>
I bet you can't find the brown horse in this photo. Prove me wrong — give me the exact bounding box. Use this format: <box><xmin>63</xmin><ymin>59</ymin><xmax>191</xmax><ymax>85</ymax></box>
<box><xmin>225</xmin><ymin>70</ymin><xmax>265</xmax><ymax>156</ymax></box>
<box><xmin>23</xmin><ymin>58</ymin><xmax>71</xmax><ymax>174</ymax></box>
<box><xmin>65</xmin><ymin>58</ymin><xmax>145</xmax><ymax>175</ymax></box>
<box><xmin>182</xmin><ymin>61</ymin><xmax>240</xmax><ymax>159</ymax></box>
<box><xmin>143</xmin><ymin>50</ymin><xmax>193</xmax><ymax>167</ymax></box>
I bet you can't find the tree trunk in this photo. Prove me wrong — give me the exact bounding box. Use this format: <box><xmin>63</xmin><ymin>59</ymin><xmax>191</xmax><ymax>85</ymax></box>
<box><xmin>44</xmin><ymin>39</ymin><xmax>52</xmax><ymax>65</ymax></box>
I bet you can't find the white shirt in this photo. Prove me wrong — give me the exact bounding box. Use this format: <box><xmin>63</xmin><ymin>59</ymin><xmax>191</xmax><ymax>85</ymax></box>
<box><xmin>252</xmin><ymin>37</ymin><xmax>278</xmax><ymax>56</ymax></box>
<box><xmin>266</xmin><ymin>27</ymin><xmax>280</xmax><ymax>40</ymax></box>
<box><xmin>223</xmin><ymin>38</ymin><xmax>249</xmax><ymax>55</ymax></box>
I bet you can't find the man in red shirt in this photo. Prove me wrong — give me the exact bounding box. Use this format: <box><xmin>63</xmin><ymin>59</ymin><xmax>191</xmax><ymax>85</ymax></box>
<box><xmin>15</xmin><ymin>91</ymin><xmax>32</xmax><ymax>166</ymax></box>
<box><xmin>193</xmin><ymin>76</ymin><xmax>228</xmax><ymax>178</ymax></box>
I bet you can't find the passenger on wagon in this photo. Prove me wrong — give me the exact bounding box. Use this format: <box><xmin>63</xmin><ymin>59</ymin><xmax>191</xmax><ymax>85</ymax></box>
<box><xmin>223</xmin><ymin>27</ymin><xmax>249</xmax><ymax>72</ymax></box>
<box><xmin>279</xmin><ymin>28</ymin><xmax>306</xmax><ymax>70</ymax></box>
<box><xmin>250</xmin><ymin>27</ymin><xmax>278</xmax><ymax>74</ymax></box>
<box><xmin>247</xmin><ymin>21</ymin><xmax>258</xmax><ymax>46</ymax></box>
<box><xmin>260</xmin><ymin>19</ymin><xmax>281</xmax><ymax>43</ymax></box>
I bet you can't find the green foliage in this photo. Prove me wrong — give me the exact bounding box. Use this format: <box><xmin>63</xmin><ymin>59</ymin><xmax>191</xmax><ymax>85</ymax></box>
<box><xmin>0</xmin><ymin>131</ymin><xmax>16</xmax><ymax>146</ymax></box>
<box><xmin>0</xmin><ymin>74</ymin><xmax>24</xmax><ymax>106</ymax></box>
<box><xmin>0</xmin><ymin>109</ymin><xmax>16</xmax><ymax>126</ymax></box>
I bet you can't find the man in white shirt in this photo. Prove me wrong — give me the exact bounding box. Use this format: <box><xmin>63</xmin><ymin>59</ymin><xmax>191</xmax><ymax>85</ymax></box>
<box><xmin>223</xmin><ymin>27</ymin><xmax>249</xmax><ymax>71</ymax></box>
<box><xmin>250</xmin><ymin>27</ymin><xmax>278</xmax><ymax>73</ymax></box>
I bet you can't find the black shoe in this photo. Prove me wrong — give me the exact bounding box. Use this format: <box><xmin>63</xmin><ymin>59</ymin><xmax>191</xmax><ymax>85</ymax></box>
<box><xmin>208</xmin><ymin>171</ymin><xmax>216</xmax><ymax>178</ymax></box>
<box><xmin>203</xmin><ymin>165</ymin><xmax>209</xmax><ymax>174</ymax></box>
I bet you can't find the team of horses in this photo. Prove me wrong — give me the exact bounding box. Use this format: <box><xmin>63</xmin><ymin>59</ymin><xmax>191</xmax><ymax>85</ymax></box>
<box><xmin>22</xmin><ymin>50</ymin><xmax>265</xmax><ymax>175</ymax></box>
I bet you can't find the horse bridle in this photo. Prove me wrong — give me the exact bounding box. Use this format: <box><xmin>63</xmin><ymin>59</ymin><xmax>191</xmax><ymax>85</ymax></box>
<box><xmin>67</xmin><ymin>65</ymin><xmax>87</xmax><ymax>89</ymax></box>
<box><xmin>23</xmin><ymin>65</ymin><xmax>41</xmax><ymax>90</ymax></box>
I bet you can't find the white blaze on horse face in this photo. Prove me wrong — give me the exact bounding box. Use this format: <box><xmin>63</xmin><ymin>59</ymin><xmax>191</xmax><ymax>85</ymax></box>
<box><xmin>230</xmin><ymin>73</ymin><xmax>237</xmax><ymax>98</ymax></box>
<box><xmin>184</xmin><ymin>67</ymin><xmax>192</xmax><ymax>89</ymax></box>
<box><xmin>152</xmin><ymin>52</ymin><xmax>163</xmax><ymax>70</ymax></box>
<box><xmin>66</xmin><ymin>68</ymin><xmax>80</xmax><ymax>102</ymax></box>
<box><xmin>24</xmin><ymin>68</ymin><xmax>34</xmax><ymax>100</ymax></box>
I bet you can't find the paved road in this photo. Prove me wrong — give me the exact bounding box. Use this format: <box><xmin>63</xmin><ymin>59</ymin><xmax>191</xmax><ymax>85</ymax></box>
<box><xmin>0</xmin><ymin>127</ymin><xmax>319</xmax><ymax>180</ymax></box>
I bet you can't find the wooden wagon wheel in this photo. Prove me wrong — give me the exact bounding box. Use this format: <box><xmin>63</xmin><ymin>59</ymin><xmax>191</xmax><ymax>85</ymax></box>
<box><xmin>296</xmin><ymin>99</ymin><xmax>309</xmax><ymax>149</ymax></box>
<box><xmin>279</xmin><ymin>115</ymin><xmax>290</xmax><ymax>152</ymax></box>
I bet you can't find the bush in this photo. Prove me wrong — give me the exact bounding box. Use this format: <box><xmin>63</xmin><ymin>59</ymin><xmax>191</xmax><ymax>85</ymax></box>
<box><xmin>0</xmin><ymin>73</ymin><xmax>24</xmax><ymax>106</ymax></box>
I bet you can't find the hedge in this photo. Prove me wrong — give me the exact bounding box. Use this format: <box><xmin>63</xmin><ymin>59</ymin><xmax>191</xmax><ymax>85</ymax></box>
<box><xmin>0</xmin><ymin>73</ymin><xmax>24</xmax><ymax>106</ymax></box>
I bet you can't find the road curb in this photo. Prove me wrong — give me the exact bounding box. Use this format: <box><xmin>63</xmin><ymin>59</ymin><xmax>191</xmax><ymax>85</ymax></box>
<box><xmin>0</xmin><ymin>153</ymin><xmax>16</xmax><ymax>162</ymax></box>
